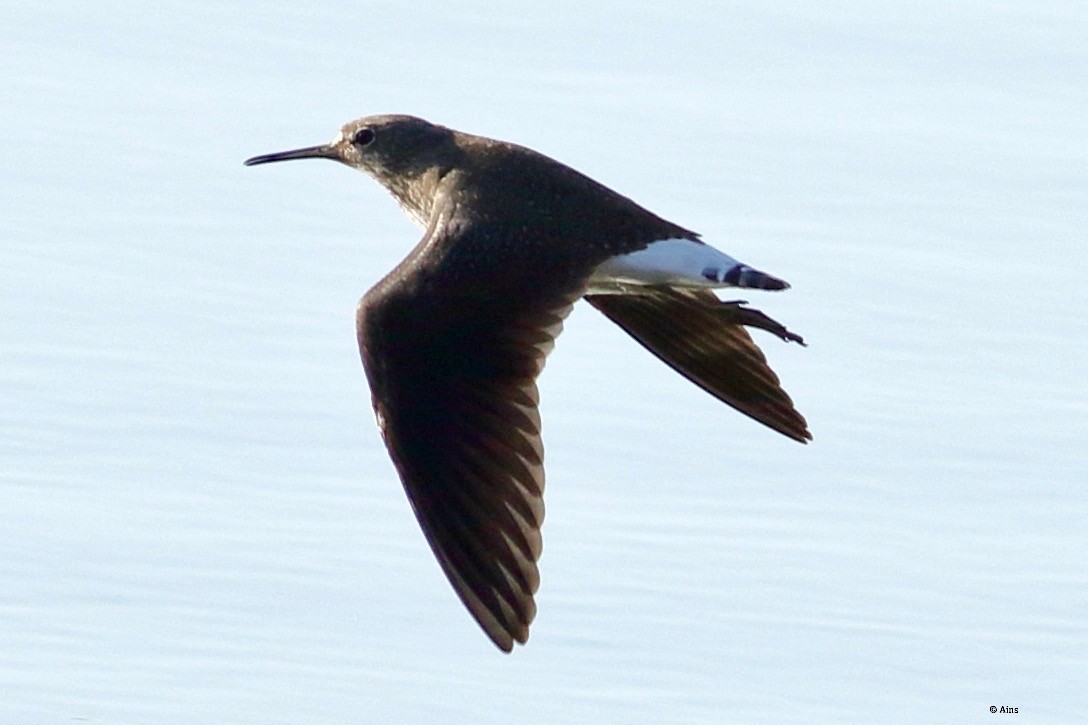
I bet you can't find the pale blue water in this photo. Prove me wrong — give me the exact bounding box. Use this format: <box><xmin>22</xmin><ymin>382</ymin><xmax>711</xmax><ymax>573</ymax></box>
<box><xmin>3</xmin><ymin>2</ymin><xmax>1086</xmax><ymax>722</ymax></box>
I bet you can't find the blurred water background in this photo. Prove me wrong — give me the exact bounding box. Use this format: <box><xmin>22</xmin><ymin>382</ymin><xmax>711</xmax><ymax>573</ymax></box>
<box><xmin>2</xmin><ymin>2</ymin><xmax>1086</xmax><ymax>722</ymax></box>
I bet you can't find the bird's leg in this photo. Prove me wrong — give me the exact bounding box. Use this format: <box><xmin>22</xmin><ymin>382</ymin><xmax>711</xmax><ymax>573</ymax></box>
<box><xmin>717</xmin><ymin>300</ymin><xmax>806</xmax><ymax>346</ymax></box>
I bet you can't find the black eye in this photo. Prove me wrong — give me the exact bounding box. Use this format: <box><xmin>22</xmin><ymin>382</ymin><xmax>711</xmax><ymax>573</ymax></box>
<box><xmin>353</xmin><ymin>128</ymin><xmax>375</xmax><ymax>146</ymax></box>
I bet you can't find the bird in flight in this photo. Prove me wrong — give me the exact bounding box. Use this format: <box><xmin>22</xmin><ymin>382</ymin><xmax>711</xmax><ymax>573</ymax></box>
<box><xmin>245</xmin><ymin>115</ymin><xmax>810</xmax><ymax>651</ymax></box>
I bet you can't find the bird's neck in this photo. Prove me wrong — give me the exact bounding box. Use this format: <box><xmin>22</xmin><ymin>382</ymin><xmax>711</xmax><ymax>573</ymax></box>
<box><xmin>378</xmin><ymin>165</ymin><xmax>453</xmax><ymax>228</ymax></box>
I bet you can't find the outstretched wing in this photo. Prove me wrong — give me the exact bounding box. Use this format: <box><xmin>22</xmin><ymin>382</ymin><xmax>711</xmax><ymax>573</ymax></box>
<box><xmin>356</xmin><ymin>213</ymin><xmax>580</xmax><ymax>651</ymax></box>
<box><xmin>586</xmin><ymin>288</ymin><xmax>811</xmax><ymax>443</ymax></box>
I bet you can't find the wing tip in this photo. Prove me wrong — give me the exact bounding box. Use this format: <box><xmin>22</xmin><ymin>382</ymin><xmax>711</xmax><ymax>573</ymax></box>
<box><xmin>484</xmin><ymin>620</ymin><xmax>529</xmax><ymax>653</ymax></box>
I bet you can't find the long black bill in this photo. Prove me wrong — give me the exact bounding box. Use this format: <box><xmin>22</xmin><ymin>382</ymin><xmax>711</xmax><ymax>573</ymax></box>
<box><xmin>243</xmin><ymin>144</ymin><xmax>337</xmax><ymax>166</ymax></box>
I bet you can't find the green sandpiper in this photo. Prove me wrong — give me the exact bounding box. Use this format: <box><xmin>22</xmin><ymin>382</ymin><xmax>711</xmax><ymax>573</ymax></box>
<box><xmin>245</xmin><ymin>114</ymin><xmax>810</xmax><ymax>652</ymax></box>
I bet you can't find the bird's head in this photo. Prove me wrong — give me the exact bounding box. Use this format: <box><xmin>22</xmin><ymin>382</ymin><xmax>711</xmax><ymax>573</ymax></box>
<box><xmin>245</xmin><ymin>114</ymin><xmax>460</xmax><ymax>223</ymax></box>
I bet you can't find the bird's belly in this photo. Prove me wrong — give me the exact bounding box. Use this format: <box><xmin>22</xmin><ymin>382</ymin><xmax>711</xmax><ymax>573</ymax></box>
<box><xmin>587</xmin><ymin>238</ymin><xmax>740</xmax><ymax>294</ymax></box>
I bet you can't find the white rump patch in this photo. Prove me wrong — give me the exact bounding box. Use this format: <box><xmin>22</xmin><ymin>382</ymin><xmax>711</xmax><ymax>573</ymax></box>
<box><xmin>588</xmin><ymin>238</ymin><xmax>741</xmax><ymax>293</ymax></box>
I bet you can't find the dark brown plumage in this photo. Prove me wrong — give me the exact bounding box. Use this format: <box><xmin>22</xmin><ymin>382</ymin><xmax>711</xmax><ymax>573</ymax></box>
<box><xmin>245</xmin><ymin>115</ymin><xmax>810</xmax><ymax>651</ymax></box>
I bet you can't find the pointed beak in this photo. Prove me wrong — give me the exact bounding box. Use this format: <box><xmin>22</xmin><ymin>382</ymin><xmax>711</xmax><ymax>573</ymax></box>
<box><xmin>243</xmin><ymin>144</ymin><xmax>338</xmax><ymax>167</ymax></box>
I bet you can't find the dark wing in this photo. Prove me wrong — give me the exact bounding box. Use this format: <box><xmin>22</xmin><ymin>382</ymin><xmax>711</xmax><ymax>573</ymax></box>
<box><xmin>585</xmin><ymin>288</ymin><xmax>811</xmax><ymax>443</ymax></box>
<box><xmin>356</xmin><ymin>238</ymin><xmax>577</xmax><ymax>651</ymax></box>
